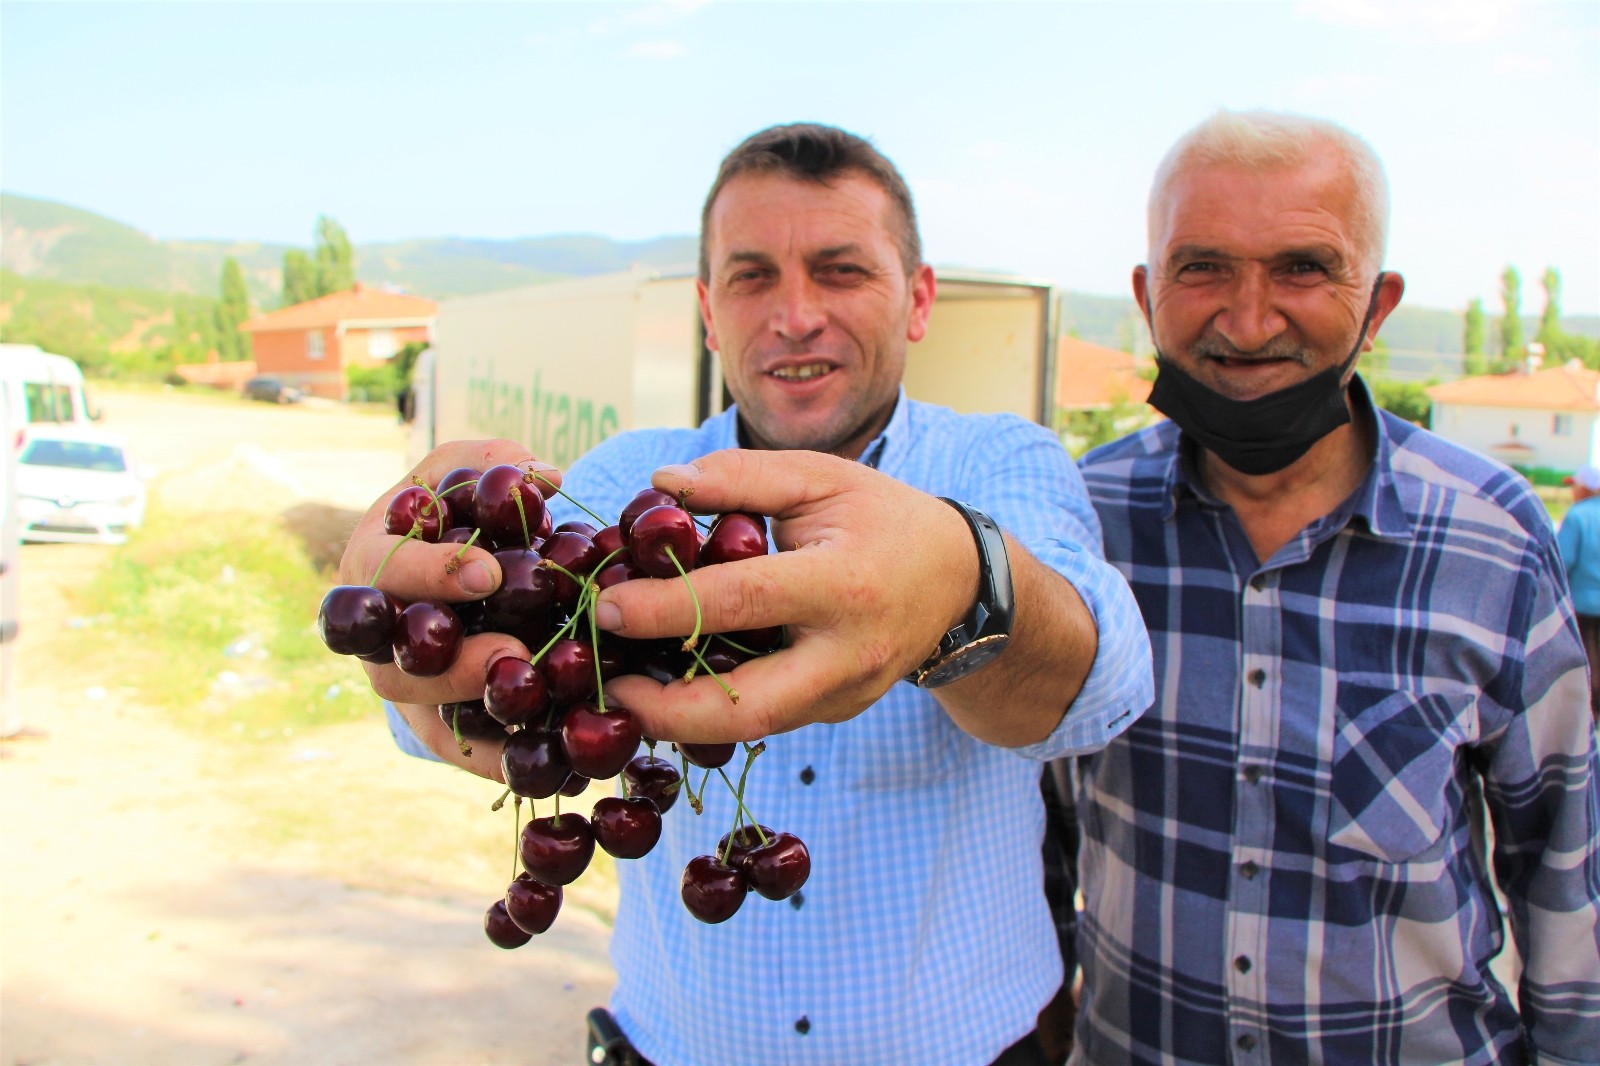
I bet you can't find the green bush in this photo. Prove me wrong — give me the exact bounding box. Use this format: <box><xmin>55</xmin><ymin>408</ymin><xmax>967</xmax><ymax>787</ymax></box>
<box><xmin>345</xmin><ymin>364</ymin><xmax>400</xmax><ymax>403</ymax></box>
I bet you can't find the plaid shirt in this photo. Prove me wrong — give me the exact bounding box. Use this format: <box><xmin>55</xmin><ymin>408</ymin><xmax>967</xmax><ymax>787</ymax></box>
<box><xmin>1075</xmin><ymin>378</ymin><xmax>1600</xmax><ymax>1066</ymax></box>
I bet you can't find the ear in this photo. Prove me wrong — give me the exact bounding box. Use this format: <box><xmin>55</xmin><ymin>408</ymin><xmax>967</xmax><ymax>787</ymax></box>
<box><xmin>1132</xmin><ymin>264</ymin><xmax>1151</xmax><ymax>320</ymax></box>
<box><xmin>696</xmin><ymin>278</ymin><xmax>719</xmax><ymax>352</ymax></box>
<box><xmin>905</xmin><ymin>264</ymin><xmax>937</xmax><ymax>343</ymax></box>
<box><xmin>1360</xmin><ymin>271</ymin><xmax>1406</xmax><ymax>352</ymax></box>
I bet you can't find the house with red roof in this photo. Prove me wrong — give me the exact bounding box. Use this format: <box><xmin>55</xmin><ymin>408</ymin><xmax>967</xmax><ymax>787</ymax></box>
<box><xmin>1054</xmin><ymin>336</ymin><xmax>1155</xmax><ymax>414</ymax></box>
<box><xmin>1426</xmin><ymin>360</ymin><xmax>1600</xmax><ymax>473</ymax></box>
<box><xmin>241</xmin><ymin>284</ymin><xmax>437</xmax><ymax>400</ymax></box>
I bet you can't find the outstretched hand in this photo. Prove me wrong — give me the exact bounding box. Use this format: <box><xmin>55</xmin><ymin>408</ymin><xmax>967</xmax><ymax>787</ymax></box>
<box><xmin>594</xmin><ymin>449</ymin><xmax>978</xmax><ymax>743</ymax></box>
<box><xmin>337</xmin><ymin>438</ymin><xmax>561</xmax><ymax>774</ymax></box>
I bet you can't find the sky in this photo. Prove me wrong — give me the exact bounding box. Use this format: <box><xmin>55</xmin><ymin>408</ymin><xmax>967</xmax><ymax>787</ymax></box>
<box><xmin>2</xmin><ymin>0</ymin><xmax>1597</xmax><ymax>315</ymax></box>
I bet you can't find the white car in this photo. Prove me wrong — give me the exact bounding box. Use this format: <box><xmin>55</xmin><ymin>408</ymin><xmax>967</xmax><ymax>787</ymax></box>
<box><xmin>14</xmin><ymin>426</ymin><xmax>147</xmax><ymax>545</ymax></box>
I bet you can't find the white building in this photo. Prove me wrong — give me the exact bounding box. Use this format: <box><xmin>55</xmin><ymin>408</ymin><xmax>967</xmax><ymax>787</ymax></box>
<box><xmin>1427</xmin><ymin>360</ymin><xmax>1600</xmax><ymax>474</ymax></box>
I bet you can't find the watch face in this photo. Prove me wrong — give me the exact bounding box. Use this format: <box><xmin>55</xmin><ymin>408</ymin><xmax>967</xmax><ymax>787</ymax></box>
<box><xmin>920</xmin><ymin>634</ymin><xmax>1010</xmax><ymax>688</ymax></box>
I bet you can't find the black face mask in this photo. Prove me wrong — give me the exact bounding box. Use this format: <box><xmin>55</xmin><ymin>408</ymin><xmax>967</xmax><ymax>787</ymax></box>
<box><xmin>1145</xmin><ymin>274</ymin><xmax>1386</xmax><ymax>476</ymax></box>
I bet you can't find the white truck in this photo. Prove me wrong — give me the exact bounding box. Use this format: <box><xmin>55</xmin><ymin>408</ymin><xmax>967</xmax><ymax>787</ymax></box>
<box><xmin>408</xmin><ymin>267</ymin><xmax>1059</xmax><ymax>469</ymax></box>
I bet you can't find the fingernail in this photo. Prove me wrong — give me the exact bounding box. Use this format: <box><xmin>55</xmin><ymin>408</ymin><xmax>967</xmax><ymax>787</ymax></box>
<box><xmin>460</xmin><ymin>561</ymin><xmax>496</xmax><ymax>595</ymax></box>
<box><xmin>656</xmin><ymin>463</ymin><xmax>699</xmax><ymax>481</ymax></box>
<box><xmin>594</xmin><ymin>599</ymin><xmax>623</xmax><ymax>632</ymax></box>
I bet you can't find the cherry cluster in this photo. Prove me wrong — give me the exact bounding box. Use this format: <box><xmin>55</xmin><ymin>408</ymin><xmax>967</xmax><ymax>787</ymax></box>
<box><xmin>316</xmin><ymin>462</ymin><xmax>811</xmax><ymax>946</ymax></box>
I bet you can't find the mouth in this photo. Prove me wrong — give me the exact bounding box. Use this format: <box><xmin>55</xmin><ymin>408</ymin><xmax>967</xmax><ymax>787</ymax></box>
<box><xmin>766</xmin><ymin>362</ymin><xmax>836</xmax><ymax>382</ymax></box>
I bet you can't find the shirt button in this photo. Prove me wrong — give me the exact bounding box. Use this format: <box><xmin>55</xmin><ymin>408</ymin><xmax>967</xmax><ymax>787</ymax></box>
<box><xmin>1234</xmin><ymin>955</ymin><xmax>1252</xmax><ymax>973</ymax></box>
<box><xmin>1250</xmin><ymin>574</ymin><xmax>1267</xmax><ymax>591</ymax></box>
<box><xmin>794</xmin><ymin>1016</ymin><xmax>811</xmax><ymax>1035</ymax></box>
<box><xmin>1248</xmin><ymin>668</ymin><xmax>1266</xmax><ymax>687</ymax></box>
<box><xmin>789</xmin><ymin>890</ymin><xmax>805</xmax><ymax>910</ymax></box>
<box><xmin>1240</xmin><ymin>860</ymin><xmax>1259</xmax><ymax>879</ymax></box>
<box><xmin>799</xmin><ymin>766</ymin><xmax>815</xmax><ymax>785</ymax></box>
<box><xmin>1237</xmin><ymin>1034</ymin><xmax>1258</xmax><ymax>1051</ymax></box>
<box><xmin>1243</xmin><ymin>765</ymin><xmax>1263</xmax><ymax>784</ymax></box>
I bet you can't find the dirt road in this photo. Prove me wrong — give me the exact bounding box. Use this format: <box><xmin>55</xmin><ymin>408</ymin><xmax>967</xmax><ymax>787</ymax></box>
<box><xmin>0</xmin><ymin>388</ymin><xmax>617</xmax><ymax>1065</ymax></box>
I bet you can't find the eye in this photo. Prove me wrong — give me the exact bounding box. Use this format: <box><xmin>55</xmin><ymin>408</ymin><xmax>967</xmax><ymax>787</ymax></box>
<box><xmin>1282</xmin><ymin>260</ymin><xmax>1329</xmax><ymax>281</ymax></box>
<box><xmin>817</xmin><ymin>263</ymin><xmax>870</xmax><ymax>285</ymax></box>
<box><xmin>1174</xmin><ymin>261</ymin><xmax>1218</xmax><ymax>278</ymax></box>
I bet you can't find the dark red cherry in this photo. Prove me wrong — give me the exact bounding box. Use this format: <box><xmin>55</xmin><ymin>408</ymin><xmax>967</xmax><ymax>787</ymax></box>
<box><xmin>699</xmin><ymin>511</ymin><xmax>768</xmax><ymax>567</ymax></box>
<box><xmin>484</xmin><ymin>899</ymin><xmax>533</xmax><ymax>948</ymax></box>
<box><xmin>630</xmin><ymin>505</ymin><xmax>700</xmax><ymax>578</ymax></box>
<box><xmin>552</xmin><ymin>520</ymin><xmax>599</xmax><ymax>539</ymax></box>
<box><xmin>439</xmin><ymin>526</ymin><xmax>478</xmax><ymax>546</ymax></box>
<box><xmin>622</xmin><ymin>755</ymin><xmax>682</xmax><ymax>815</ymax></box>
<box><xmin>539</xmin><ymin>532</ymin><xmax>602</xmax><ymax>610</ymax></box>
<box><xmin>717</xmin><ymin>824</ymin><xmax>774</xmax><ymax>871</ymax></box>
<box><xmin>483</xmin><ymin>655</ymin><xmax>551</xmax><ymax>727</ymax></box>
<box><xmin>520</xmin><ymin>814</ymin><xmax>595</xmax><ymax>886</ymax></box>
<box><xmin>540</xmin><ymin>638</ymin><xmax>598</xmax><ymax>705</ymax></box>
<box><xmin>440</xmin><ymin>698</ymin><xmax>507</xmax><ymax>741</ymax></box>
<box><xmin>482</xmin><ymin>548</ymin><xmax>559</xmax><ymax>635</ymax></box>
<box><xmin>384</xmin><ymin>485</ymin><xmax>453</xmax><ymax>542</ymax></box>
<box><xmin>632</xmin><ymin>642</ymin><xmax>693</xmax><ymax>684</ymax></box>
<box><xmin>436</xmin><ymin>467</ymin><xmax>482</xmax><ymax>525</ymax></box>
<box><xmin>560</xmin><ymin>702</ymin><xmax>643</xmax><ymax>780</ymax></box>
<box><xmin>559</xmin><ymin>771</ymin><xmax>591</xmax><ymax>797</ymax></box>
<box><xmin>744</xmin><ymin>831</ymin><xmax>811</xmax><ymax>900</ymax></box>
<box><xmin>474</xmin><ymin>464</ymin><xmax>546</xmax><ymax>547</ymax></box>
<box><xmin>595</xmin><ymin>635</ymin><xmax>629</xmax><ymax>682</ymax></box>
<box><xmin>680</xmin><ymin>855</ymin><xmax>747</xmax><ymax>924</ymax></box>
<box><xmin>619</xmin><ymin>489</ymin><xmax>679</xmax><ymax>545</ymax></box>
<box><xmin>504</xmin><ymin>872</ymin><xmax>562</xmax><ymax>935</ymax></box>
<box><xmin>392</xmin><ymin>601</ymin><xmax>463</xmax><ymax>677</ymax></box>
<box><xmin>592</xmin><ymin>524</ymin><xmax>628</xmax><ymax>563</ymax></box>
<box><xmin>590</xmin><ymin>795</ymin><xmax>663</xmax><ymax>859</ymax></box>
<box><xmin>317</xmin><ymin>585</ymin><xmax>401</xmax><ymax>657</ymax></box>
<box><xmin>700</xmin><ymin>646</ymin><xmax>748</xmax><ymax>675</ymax></box>
<box><xmin>594</xmin><ymin>560</ymin><xmax>647</xmax><ymax>590</ymax></box>
<box><xmin>676</xmin><ymin>741</ymin><xmax>736</xmax><ymax>770</ymax></box>
<box><xmin>500</xmin><ymin>729</ymin><xmax>569</xmax><ymax>799</ymax></box>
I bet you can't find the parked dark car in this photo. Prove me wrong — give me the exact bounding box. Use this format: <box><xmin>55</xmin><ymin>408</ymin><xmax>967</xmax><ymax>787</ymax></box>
<box><xmin>242</xmin><ymin>376</ymin><xmax>303</xmax><ymax>404</ymax></box>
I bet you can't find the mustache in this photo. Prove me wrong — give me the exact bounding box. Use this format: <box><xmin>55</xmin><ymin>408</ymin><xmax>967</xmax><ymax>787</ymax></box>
<box><xmin>1190</xmin><ymin>334</ymin><xmax>1312</xmax><ymax>367</ymax></box>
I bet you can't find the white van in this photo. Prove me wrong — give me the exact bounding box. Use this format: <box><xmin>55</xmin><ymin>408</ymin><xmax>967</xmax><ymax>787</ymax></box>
<box><xmin>0</xmin><ymin>343</ymin><xmax>98</xmax><ymax>452</ymax></box>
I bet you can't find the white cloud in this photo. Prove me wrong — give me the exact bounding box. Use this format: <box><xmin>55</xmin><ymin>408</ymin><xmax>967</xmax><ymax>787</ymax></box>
<box><xmin>590</xmin><ymin>0</ymin><xmax>713</xmax><ymax>37</ymax></box>
<box><xmin>626</xmin><ymin>39</ymin><xmax>689</xmax><ymax>60</ymax></box>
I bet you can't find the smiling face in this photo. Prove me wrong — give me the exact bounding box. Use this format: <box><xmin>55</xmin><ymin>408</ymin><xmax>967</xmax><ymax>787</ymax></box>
<box><xmin>1134</xmin><ymin>145</ymin><xmax>1401</xmax><ymax>403</ymax></box>
<box><xmin>697</xmin><ymin>170</ymin><xmax>935</xmax><ymax>459</ymax></box>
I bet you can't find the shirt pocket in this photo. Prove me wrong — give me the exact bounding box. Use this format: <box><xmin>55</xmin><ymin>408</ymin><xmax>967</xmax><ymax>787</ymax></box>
<box><xmin>839</xmin><ymin>690</ymin><xmax>964</xmax><ymax>792</ymax></box>
<box><xmin>1327</xmin><ymin>691</ymin><xmax>1478</xmax><ymax>865</ymax></box>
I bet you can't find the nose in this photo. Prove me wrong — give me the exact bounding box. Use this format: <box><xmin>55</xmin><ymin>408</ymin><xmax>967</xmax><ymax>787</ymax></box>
<box><xmin>1212</xmin><ymin>267</ymin><xmax>1288</xmax><ymax>353</ymax></box>
<box><xmin>770</xmin><ymin>274</ymin><xmax>827</xmax><ymax>344</ymax></box>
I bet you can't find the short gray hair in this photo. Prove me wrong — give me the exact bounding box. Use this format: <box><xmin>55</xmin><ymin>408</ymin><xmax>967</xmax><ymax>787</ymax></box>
<box><xmin>1148</xmin><ymin>110</ymin><xmax>1390</xmax><ymax>274</ymax></box>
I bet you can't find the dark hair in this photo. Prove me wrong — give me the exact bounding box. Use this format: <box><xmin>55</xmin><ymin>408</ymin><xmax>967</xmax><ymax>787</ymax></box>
<box><xmin>698</xmin><ymin>123</ymin><xmax>922</xmax><ymax>281</ymax></box>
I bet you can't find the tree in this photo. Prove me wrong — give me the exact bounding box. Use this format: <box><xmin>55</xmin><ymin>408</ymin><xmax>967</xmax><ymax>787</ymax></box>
<box><xmin>282</xmin><ymin>249</ymin><xmax>317</xmax><ymax>307</ymax></box>
<box><xmin>1538</xmin><ymin>267</ymin><xmax>1563</xmax><ymax>348</ymax></box>
<box><xmin>214</xmin><ymin>257</ymin><xmax>251</xmax><ymax>361</ymax></box>
<box><xmin>1500</xmin><ymin>265</ymin><xmax>1524</xmax><ymax>365</ymax></box>
<box><xmin>314</xmin><ymin>215</ymin><xmax>355</xmax><ymax>296</ymax></box>
<box><xmin>1463</xmin><ymin>298</ymin><xmax>1488</xmax><ymax>376</ymax></box>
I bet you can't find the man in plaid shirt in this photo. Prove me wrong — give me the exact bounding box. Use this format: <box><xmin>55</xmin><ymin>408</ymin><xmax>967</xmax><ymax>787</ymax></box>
<box><xmin>1074</xmin><ymin>110</ymin><xmax>1600</xmax><ymax>1065</ymax></box>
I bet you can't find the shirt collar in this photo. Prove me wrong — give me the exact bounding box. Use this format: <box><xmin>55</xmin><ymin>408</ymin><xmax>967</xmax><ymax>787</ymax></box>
<box><xmin>1161</xmin><ymin>374</ymin><xmax>1415</xmax><ymax>542</ymax></box>
<box><xmin>727</xmin><ymin>386</ymin><xmax>909</xmax><ymax>471</ymax></box>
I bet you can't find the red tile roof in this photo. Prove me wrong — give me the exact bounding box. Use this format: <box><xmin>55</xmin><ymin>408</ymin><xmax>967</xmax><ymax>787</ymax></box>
<box><xmin>1056</xmin><ymin>336</ymin><xmax>1154</xmax><ymax>410</ymax></box>
<box><xmin>1426</xmin><ymin>362</ymin><xmax>1600</xmax><ymax>411</ymax></box>
<box><xmin>242</xmin><ymin>283</ymin><xmax>437</xmax><ymax>333</ymax></box>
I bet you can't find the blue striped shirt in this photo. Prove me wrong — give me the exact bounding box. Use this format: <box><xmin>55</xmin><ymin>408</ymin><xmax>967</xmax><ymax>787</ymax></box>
<box><xmin>391</xmin><ymin>390</ymin><xmax>1154</xmax><ymax>1065</ymax></box>
<box><xmin>1075</xmin><ymin>378</ymin><xmax>1600</xmax><ymax>1066</ymax></box>
<box><xmin>1557</xmin><ymin>497</ymin><xmax>1600</xmax><ymax>617</ymax></box>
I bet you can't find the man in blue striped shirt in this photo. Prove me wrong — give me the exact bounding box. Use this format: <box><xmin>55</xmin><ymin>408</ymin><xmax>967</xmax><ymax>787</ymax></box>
<box><xmin>350</xmin><ymin>123</ymin><xmax>1154</xmax><ymax>1064</ymax></box>
<box><xmin>1074</xmin><ymin>110</ymin><xmax>1600</xmax><ymax>1065</ymax></box>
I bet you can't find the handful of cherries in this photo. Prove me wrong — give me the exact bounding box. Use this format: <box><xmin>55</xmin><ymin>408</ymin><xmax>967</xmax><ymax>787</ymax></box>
<box><xmin>317</xmin><ymin>463</ymin><xmax>811</xmax><ymax>946</ymax></box>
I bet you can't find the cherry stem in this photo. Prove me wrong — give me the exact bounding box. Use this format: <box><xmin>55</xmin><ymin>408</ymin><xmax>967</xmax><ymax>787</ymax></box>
<box><xmin>585</xmin><ymin>585</ymin><xmax>607</xmax><ymax>714</ymax></box>
<box><xmin>437</xmin><ymin>478</ymin><xmax>479</xmax><ymax>498</ymax></box>
<box><xmin>369</xmin><ymin>523</ymin><xmax>420</xmax><ymax>586</ymax></box>
<box><xmin>528</xmin><ymin>471</ymin><xmax>608</xmax><ymax>527</ymax></box>
<box><xmin>450</xmin><ymin>527</ymin><xmax>483</xmax><ymax>562</ymax></box>
<box><xmin>510</xmin><ymin>484</ymin><xmax>532</xmax><ymax>549</ymax></box>
<box><xmin>713</xmin><ymin>633</ymin><xmax>762</xmax><ymax>657</ymax></box>
<box><xmin>684</xmin><ymin>642</ymin><xmax>740</xmax><ymax>704</ymax></box>
<box><xmin>490</xmin><ymin>786</ymin><xmax>512</xmax><ymax>811</ymax></box>
<box><xmin>718</xmin><ymin>760</ymin><xmax>767</xmax><ymax>845</ymax></box>
<box><xmin>446</xmin><ymin>701</ymin><xmax>472</xmax><ymax>757</ymax></box>
<box><xmin>510</xmin><ymin>795</ymin><xmax>523</xmax><ymax>884</ymax></box>
<box><xmin>664</xmin><ymin>547</ymin><xmax>703</xmax><ymax>652</ymax></box>
<box><xmin>410</xmin><ymin>476</ymin><xmax>449</xmax><ymax>522</ymax></box>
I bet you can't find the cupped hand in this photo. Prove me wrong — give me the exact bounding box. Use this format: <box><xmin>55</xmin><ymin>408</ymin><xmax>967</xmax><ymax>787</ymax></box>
<box><xmin>594</xmin><ymin>449</ymin><xmax>977</xmax><ymax>743</ymax></box>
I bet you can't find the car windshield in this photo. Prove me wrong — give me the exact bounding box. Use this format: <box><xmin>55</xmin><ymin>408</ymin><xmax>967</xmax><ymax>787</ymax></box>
<box><xmin>20</xmin><ymin>439</ymin><xmax>128</xmax><ymax>473</ymax></box>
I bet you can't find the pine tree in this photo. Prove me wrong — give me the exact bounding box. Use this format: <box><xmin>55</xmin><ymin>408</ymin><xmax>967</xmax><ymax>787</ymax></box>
<box><xmin>282</xmin><ymin>250</ymin><xmax>318</xmax><ymax>307</ymax></box>
<box><xmin>314</xmin><ymin>215</ymin><xmax>355</xmax><ymax>295</ymax></box>
<box><xmin>1463</xmin><ymin>298</ymin><xmax>1487</xmax><ymax>376</ymax></box>
<box><xmin>214</xmin><ymin>257</ymin><xmax>251</xmax><ymax>361</ymax></box>
<box><xmin>1538</xmin><ymin>267</ymin><xmax>1563</xmax><ymax>348</ymax></box>
<box><xmin>1500</xmin><ymin>266</ymin><xmax>1524</xmax><ymax>366</ymax></box>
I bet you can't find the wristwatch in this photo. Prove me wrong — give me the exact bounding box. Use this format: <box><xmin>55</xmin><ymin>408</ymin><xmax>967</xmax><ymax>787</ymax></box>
<box><xmin>907</xmin><ymin>498</ymin><xmax>1014</xmax><ymax>688</ymax></box>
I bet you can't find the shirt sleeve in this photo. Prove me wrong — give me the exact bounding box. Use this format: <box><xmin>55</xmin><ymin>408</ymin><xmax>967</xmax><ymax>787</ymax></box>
<box><xmin>386</xmin><ymin>700</ymin><xmax>446</xmax><ymax>762</ymax></box>
<box><xmin>962</xmin><ymin>416</ymin><xmax>1154</xmax><ymax>760</ymax></box>
<box><xmin>1557</xmin><ymin>511</ymin><xmax>1581</xmax><ymax>573</ymax></box>
<box><xmin>1479</xmin><ymin>540</ymin><xmax>1600</xmax><ymax>1063</ymax></box>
